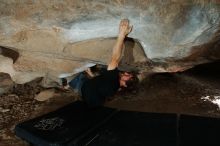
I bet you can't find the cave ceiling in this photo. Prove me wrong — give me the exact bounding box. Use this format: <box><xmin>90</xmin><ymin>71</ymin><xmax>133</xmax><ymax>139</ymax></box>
<box><xmin>0</xmin><ymin>0</ymin><xmax>219</xmax><ymax>86</ymax></box>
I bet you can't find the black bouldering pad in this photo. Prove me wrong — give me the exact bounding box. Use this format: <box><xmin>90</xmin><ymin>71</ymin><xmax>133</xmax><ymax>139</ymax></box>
<box><xmin>179</xmin><ymin>115</ymin><xmax>220</xmax><ymax>146</ymax></box>
<box><xmin>16</xmin><ymin>100</ymin><xmax>220</xmax><ymax>146</ymax></box>
<box><xmin>78</xmin><ymin>111</ymin><xmax>177</xmax><ymax>146</ymax></box>
<box><xmin>15</xmin><ymin>101</ymin><xmax>117</xmax><ymax>146</ymax></box>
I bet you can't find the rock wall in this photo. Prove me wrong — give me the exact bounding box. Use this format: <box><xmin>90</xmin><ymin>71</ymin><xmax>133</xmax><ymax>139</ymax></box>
<box><xmin>0</xmin><ymin>0</ymin><xmax>220</xmax><ymax>86</ymax></box>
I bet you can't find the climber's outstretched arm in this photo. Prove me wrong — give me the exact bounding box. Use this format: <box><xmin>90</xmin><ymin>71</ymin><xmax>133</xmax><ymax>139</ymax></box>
<box><xmin>107</xmin><ymin>19</ymin><xmax>132</xmax><ymax>70</ymax></box>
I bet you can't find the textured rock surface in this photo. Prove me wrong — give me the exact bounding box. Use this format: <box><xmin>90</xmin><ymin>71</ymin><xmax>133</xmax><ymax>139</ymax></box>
<box><xmin>0</xmin><ymin>73</ymin><xmax>14</xmax><ymax>95</ymax></box>
<box><xmin>0</xmin><ymin>0</ymin><xmax>220</xmax><ymax>85</ymax></box>
<box><xmin>34</xmin><ymin>89</ymin><xmax>56</xmax><ymax>101</ymax></box>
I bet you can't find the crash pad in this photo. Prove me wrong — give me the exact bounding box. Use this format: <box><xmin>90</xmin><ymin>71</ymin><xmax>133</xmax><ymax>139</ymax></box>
<box><xmin>179</xmin><ymin>115</ymin><xmax>220</xmax><ymax>146</ymax></box>
<box><xmin>15</xmin><ymin>101</ymin><xmax>117</xmax><ymax>146</ymax></box>
<box><xmin>78</xmin><ymin>111</ymin><xmax>177</xmax><ymax>146</ymax></box>
<box><xmin>15</xmin><ymin>101</ymin><xmax>220</xmax><ymax>146</ymax></box>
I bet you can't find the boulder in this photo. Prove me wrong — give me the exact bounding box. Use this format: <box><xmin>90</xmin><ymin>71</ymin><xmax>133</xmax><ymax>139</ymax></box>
<box><xmin>0</xmin><ymin>0</ymin><xmax>219</xmax><ymax>86</ymax></box>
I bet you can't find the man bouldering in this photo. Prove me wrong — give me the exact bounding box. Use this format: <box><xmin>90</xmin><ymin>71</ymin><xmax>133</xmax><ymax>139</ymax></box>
<box><xmin>67</xmin><ymin>19</ymin><xmax>138</xmax><ymax>107</ymax></box>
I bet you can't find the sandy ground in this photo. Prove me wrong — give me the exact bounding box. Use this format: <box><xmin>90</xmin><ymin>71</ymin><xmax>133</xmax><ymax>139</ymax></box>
<box><xmin>0</xmin><ymin>61</ymin><xmax>220</xmax><ymax>146</ymax></box>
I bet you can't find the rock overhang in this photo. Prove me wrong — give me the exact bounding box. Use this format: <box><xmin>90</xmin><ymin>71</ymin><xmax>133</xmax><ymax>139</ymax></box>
<box><xmin>0</xmin><ymin>0</ymin><xmax>220</xmax><ymax>86</ymax></box>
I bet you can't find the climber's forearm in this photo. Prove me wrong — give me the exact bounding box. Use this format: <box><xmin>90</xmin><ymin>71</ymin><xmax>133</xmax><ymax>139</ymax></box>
<box><xmin>111</xmin><ymin>35</ymin><xmax>125</xmax><ymax>64</ymax></box>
